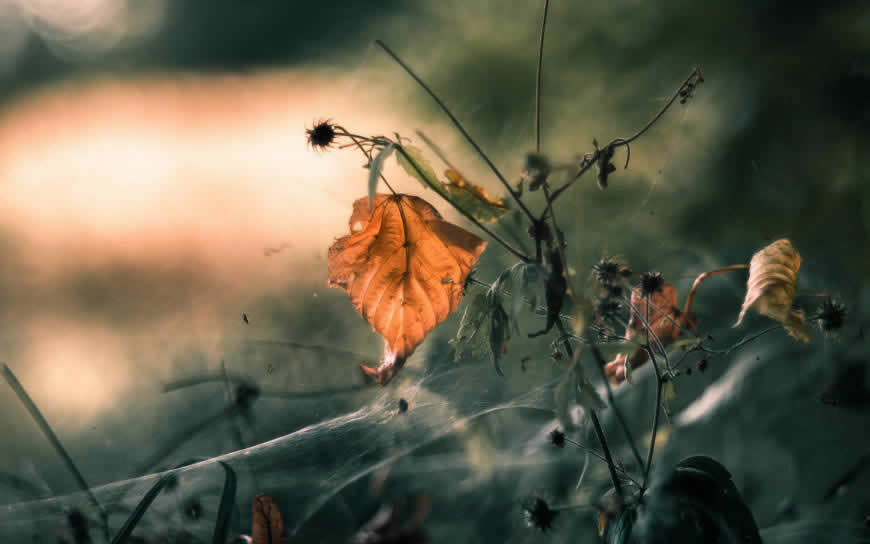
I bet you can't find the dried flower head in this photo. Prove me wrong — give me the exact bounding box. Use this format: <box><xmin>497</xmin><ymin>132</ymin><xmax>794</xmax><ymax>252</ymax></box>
<box><xmin>639</xmin><ymin>271</ymin><xmax>665</xmax><ymax>297</ymax></box>
<box><xmin>306</xmin><ymin>119</ymin><xmax>337</xmax><ymax>150</ymax></box>
<box><xmin>817</xmin><ymin>299</ymin><xmax>846</xmax><ymax>335</ymax></box>
<box><xmin>523</xmin><ymin>497</ymin><xmax>558</xmax><ymax>532</ymax></box>
<box><xmin>592</xmin><ymin>257</ymin><xmax>631</xmax><ymax>286</ymax></box>
<box><xmin>548</xmin><ymin>428</ymin><xmax>566</xmax><ymax>448</ymax></box>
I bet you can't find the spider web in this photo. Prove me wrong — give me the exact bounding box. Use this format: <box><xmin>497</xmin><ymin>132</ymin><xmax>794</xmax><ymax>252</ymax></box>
<box><xmin>0</xmin><ymin>349</ymin><xmax>570</xmax><ymax>542</ymax></box>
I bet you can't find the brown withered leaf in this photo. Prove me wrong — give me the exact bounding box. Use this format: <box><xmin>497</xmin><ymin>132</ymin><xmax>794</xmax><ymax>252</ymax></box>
<box><xmin>328</xmin><ymin>194</ymin><xmax>487</xmax><ymax>385</ymax></box>
<box><xmin>444</xmin><ymin>169</ymin><xmax>509</xmax><ymax>223</ymax></box>
<box><xmin>604</xmin><ymin>283</ymin><xmax>698</xmax><ymax>385</ymax></box>
<box><xmin>735</xmin><ymin>238</ymin><xmax>809</xmax><ymax>342</ymax></box>
<box><xmin>252</xmin><ymin>494</ymin><xmax>286</xmax><ymax>544</ymax></box>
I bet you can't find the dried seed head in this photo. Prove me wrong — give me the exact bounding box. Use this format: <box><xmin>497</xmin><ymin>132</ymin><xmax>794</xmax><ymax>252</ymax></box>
<box><xmin>639</xmin><ymin>271</ymin><xmax>665</xmax><ymax>297</ymax></box>
<box><xmin>548</xmin><ymin>428</ymin><xmax>566</xmax><ymax>448</ymax></box>
<box><xmin>592</xmin><ymin>257</ymin><xmax>631</xmax><ymax>286</ymax></box>
<box><xmin>523</xmin><ymin>497</ymin><xmax>558</xmax><ymax>532</ymax></box>
<box><xmin>306</xmin><ymin>119</ymin><xmax>337</xmax><ymax>150</ymax></box>
<box><xmin>817</xmin><ymin>299</ymin><xmax>846</xmax><ymax>334</ymax></box>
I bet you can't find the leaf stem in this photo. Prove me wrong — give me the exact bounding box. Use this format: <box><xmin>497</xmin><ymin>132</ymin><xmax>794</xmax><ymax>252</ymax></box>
<box><xmin>683</xmin><ymin>264</ymin><xmax>749</xmax><ymax>314</ymax></box>
<box><xmin>375</xmin><ymin>40</ymin><xmax>537</xmax><ymax>224</ymax></box>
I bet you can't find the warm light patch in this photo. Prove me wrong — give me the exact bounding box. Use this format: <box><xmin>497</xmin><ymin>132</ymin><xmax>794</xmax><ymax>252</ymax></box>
<box><xmin>18</xmin><ymin>323</ymin><xmax>132</xmax><ymax>428</ymax></box>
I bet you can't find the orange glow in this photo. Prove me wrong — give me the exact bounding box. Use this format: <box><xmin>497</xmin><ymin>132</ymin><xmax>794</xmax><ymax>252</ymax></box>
<box><xmin>0</xmin><ymin>69</ymin><xmax>424</xmax><ymax>421</ymax></box>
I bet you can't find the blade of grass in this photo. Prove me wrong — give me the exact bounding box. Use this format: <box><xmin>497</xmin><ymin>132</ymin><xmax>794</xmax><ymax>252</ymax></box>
<box><xmin>111</xmin><ymin>457</ymin><xmax>225</xmax><ymax>543</ymax></box>
<box><xmin>1</xmin><ymin>363</ymin><xmax>109</xmax><ymax>540</ymax></box>
<box><xmin>213</xmin><ymin>461</ymin><xmax>237</xmax><ymax>544</ymax></box>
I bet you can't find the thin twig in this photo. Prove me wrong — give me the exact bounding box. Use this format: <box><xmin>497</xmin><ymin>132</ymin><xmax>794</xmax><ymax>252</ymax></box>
<box><xmin>545</xmin><ymin>68</ymin><xmax>703</xmax><ymax>207</ymax></box>
<box><xmin>535</xmin><ymin>0</ymin><xmax>550</xmax><ymax>153</ymax></box>
<box><xmin>556</xmin><ymin>322</ymin><xmax>624</xmax><ymax>501</ymax></box>
<box><xmin>375</xmin><ymin>40</ymin><xmax>537</xmax><ymax>224</ymax></box>
<box><xmin>616</xmin><ymin>67</ymin><xmax>703</xmax><ymax>146</ymax></box>
<box><xmin>641</xmin><ymin>299</ymin><xmax>664</xmax><ymax>492</ymax></box>
<box><xmin>586</xmin><ymin>344</ymin><xmax>646</xmax><ymax>474</ymax></box>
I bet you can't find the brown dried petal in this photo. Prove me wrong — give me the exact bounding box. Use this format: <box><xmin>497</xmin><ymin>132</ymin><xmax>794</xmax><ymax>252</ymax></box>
<box><xmin>735</xmin><ymin>239</ymin><xmax>809</xmax><ymax>342</ymax></box>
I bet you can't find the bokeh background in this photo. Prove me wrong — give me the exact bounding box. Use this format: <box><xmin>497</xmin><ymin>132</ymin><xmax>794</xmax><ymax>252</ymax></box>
<box><xmin>0</xmin><ymin>0</ymin><xmax>868</xmax><ymax>542</ymax></box>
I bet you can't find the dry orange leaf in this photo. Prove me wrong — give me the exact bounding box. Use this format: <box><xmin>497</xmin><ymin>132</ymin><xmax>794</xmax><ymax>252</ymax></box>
<box><xmin>734</xmin><ymin>238</ymin><xmax>809</xmax><ymax>342</ymax></box>
<box><xmin>252</xmin><ymin>494</ymin><xmax>286</xmax><ymax>544</ymax></box>
<box><xmin>328</xmin><ymin>194</ymin><xmax>487</xmax><ymax>385</ymax></box>
<box><xmin>604</xmin><ymin>283</ymin><xmax>698</xmax><ymax>385</ymax></box>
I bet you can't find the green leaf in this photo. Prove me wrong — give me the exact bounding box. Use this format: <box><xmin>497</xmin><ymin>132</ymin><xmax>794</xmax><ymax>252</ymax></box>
<box><xmin>396</xmin><ymin>144</ymin><xmax>443</xmax><ymax>193</ymax></box>
<box><xmin>368</xmin><ymin>143</ymin><xmax>395</xmax><ymax>205</ymax></box>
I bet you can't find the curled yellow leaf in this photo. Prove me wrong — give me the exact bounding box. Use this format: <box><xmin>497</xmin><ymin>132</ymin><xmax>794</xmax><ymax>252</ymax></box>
<box><xmin>735</xmin><ymin>239</ymin><xmax>809</xmax><ymax>342</ymax></box>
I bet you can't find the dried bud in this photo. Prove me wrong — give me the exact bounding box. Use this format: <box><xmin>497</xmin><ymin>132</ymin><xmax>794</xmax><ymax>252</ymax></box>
<box><xmin>548</xmin><ymin>428</ymin><xmax>566</xmax><ymax>448</ymax></box>
<box><xmin>522</xmin><ymin>152</ymin><xmax>551</xmax><ymax>191</ymax></box>
<box><xmin>592</xmin><ymin>257</ymin><xmax>631</xmax><ymax>286</ymax></box>
<box><xmin>523</xmin><ymin>498</ymin><xmax>558</xmax><ymax>532</ymax></box>
<box><xmin>639</xmin><ymin>271</ymin><xmax>665</xmax><ymax>297</ymax></box>
<box><xmin>306</xmin><ymin>119</ymin><xmax>337</xmax><ymax>150</ymax></box>
<box><xmin>817</xmin><ymin>299</ymin><xmax>846</xmax><ymax>335</ymax></box>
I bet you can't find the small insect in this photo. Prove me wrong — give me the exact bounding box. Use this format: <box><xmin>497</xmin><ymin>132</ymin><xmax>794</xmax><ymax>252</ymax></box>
<box><xmin>520</xmin><ymin>356</ymin><xmax>531</xmax><ymax>372</ymax></box>
<box><xmin>398</xmin><ymin>398</ymin><xmax>409</xmax><ymax>413</ymax></box>
<box><xmin>243</xmin><ymin>313</ymin><xmax>249</xmax><ymax>324</ymax></box>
